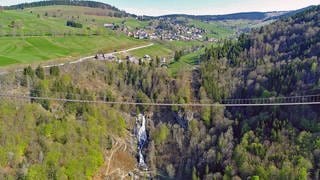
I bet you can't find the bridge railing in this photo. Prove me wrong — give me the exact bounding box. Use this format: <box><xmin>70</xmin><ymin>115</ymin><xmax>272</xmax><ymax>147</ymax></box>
<box><xmin>1</xmin><ymin>92</ymin><xmax>320</xmax><ymax>107</ymax></box>
<box><xmin>220</xmin><ymin>95</ymin><xmax>320</xmax><ymax>105</ymax></box>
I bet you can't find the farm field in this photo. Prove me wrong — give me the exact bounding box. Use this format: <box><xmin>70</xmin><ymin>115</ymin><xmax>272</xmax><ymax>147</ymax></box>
<box><xmin>26</xmin><ymin>5</ymin><xmax>148</xmax><ymax>31</ymax></box>
<box><xmin>0</xmin><ymin>5</ymin><xmax>148</xmax><ymax>36</ymax></box>
<box><xmin>188</xmin><ymin>19</ymin><xmax>234</xmax><ymax>39</ymax></box>
<box><xmin>0</xmin><ymin>6</ymin><xmax>155</xmax><ymax>66</ymax></box>
<box><xmin>129</xmin><ymin>40</ymin><xmax>205</xmax><ymax>59</ymax></box>
<box><xmin>168</xmin><ymin>48</ymin><xmax>205</xmax><ymax>76</ymax></box>
<box><xmin>0</xmin><ymin>34</ymin><xmax>146</xmax><ymax>66</ymax></box>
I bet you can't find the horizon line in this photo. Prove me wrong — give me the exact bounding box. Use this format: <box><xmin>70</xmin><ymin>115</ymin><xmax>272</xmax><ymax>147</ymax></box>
<box><xmin>1</xmin><ymin>1</ymin><xmax>319</xmax><ymax>17</ymax></box>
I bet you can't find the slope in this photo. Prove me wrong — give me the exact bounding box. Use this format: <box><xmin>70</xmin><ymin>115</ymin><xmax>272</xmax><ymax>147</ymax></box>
<box><xmin>197</xmin><ymin>5</ymin><xmax>320</xmax><ymax>179</ymax></box>
<box><xmin>0</xmin><ymin>5</ymin><xmax>148</xmax><ymax>66</ymax></box>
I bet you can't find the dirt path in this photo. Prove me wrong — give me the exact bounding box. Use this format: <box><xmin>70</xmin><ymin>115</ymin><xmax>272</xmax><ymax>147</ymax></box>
<box><xmin>93</xmin><ymin>133</ymin><xmax>136</xmax><ymax>180</ymax></box>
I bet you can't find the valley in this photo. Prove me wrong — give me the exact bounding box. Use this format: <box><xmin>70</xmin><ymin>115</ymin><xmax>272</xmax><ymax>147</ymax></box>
<box><xmin>0</xmin><ymin>1</ymin><xmax>319</xmax><ymax>180</ymax></box>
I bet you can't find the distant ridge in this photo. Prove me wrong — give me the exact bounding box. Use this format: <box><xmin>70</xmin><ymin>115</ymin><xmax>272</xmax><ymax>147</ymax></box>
<box><xmin>158</xmin><ymin>11</ymin><xmax>288</xmax><ymax>21</ymax></box>
<box><xmin>3</xmin><ymin>1</ymin><xmax>318</xmax><ymax>22</ymax></box>
<box><xmin>157</xmin><ymin>5</ymin><xmax>318</xmax><ymax>22</ymax></box>
<box><xmin>264</xmin><ymin>5</ymin><xmax>317</xmax><ymax>20</ymax></box>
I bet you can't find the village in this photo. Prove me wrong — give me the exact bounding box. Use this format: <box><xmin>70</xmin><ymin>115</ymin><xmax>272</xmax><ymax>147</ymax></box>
<box><xmin>104</xmin><ymin>17</ymin><xmax>208</xmax><ymax>41</ymax></box>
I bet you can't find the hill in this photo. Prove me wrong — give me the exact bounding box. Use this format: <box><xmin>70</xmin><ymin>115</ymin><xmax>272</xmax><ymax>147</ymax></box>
<box><xmin>0</xmin><ymin>4</ymin><xmax>150</xmax><ymax>66</ymax></box>
<box><xmin>195</xmin><ymin>5</ymin><xmax>320</xmax><ymax>179</ymax></box>
<box><xmin>3</xmin><ymin>0</ymin><xmax>130</xmax><ymax>17</ymax></box>
<box><xmin>0</xmin><ymin>4</ymin><xmax>137</xmax><ymax>36</ymax></box>
<box><xmin>158</xmin><ymin>11</ymin><xmax>288</xmax><ymax>21</ymax></box>
<box><xmin>155</xmin><ymin>6</ymin><xmax>317</xmax><ymax>37</ymax></box>
<box><xmin>157</xmin><ymin>5</ymin><xmax>317</xmax><ymax>22</ymax></box>
<box><xmin>265</xmin><ymin>5</ymin><xmax>316</xmax><ymax>20</ymax></box>
<box><xmin>154</xmin><ymin>10</ymin><xmax>308</xmax><ymax>40</ymax></box>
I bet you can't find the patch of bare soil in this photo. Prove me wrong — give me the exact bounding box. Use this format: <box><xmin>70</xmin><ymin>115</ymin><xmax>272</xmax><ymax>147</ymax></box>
<box><xmin>93</xmin><ymin>136</ymin><xmax>136</xmax><ymax>180</ymax></box>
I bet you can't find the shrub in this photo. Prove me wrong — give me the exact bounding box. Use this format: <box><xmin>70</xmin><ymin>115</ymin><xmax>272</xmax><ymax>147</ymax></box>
<box><xmin>66</xmin><ymin>20</ymin><xmax>83</xmax><ymax>28</ymax></box>
<box><xmin>49</xmin><ymin>66</ymin><xmax>60</xmax><ymax>76</ymax></box>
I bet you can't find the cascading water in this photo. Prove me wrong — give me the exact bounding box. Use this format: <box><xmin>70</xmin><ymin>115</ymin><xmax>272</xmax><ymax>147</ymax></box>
<box><xmin>136</xmin><ymin>114</ymin><xmax>148</xmax><ymax>170</ymax></box>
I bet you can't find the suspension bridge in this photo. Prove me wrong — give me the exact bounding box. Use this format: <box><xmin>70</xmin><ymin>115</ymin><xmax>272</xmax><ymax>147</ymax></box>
<box><xmin>1</xmin><ymin>92</ymin><xmax>320</xmax><ymax>107</ymax></box>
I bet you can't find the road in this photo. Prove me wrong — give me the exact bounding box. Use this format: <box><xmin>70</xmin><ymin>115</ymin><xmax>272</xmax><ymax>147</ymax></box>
<box><xmin>0</xmin><ymin>43</ymin><xmax>154</xmax><ymax>75</ymax></box>
<box><xmin>68</xmin><ymin>43</ymin><xmax>154</xmax><ymax>65</ymax></box>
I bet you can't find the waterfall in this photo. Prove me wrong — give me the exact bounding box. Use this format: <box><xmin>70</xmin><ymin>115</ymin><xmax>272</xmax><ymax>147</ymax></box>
<box><xmin>137</xmin><ymin>114</ymin><xmax>148</xmax><ymax>169</ymax></box>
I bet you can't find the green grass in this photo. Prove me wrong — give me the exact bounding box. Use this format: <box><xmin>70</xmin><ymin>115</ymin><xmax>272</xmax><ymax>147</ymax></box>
<box><xmin>0</xmin><ymin>6</ymin><xmax>150</xmax><ymax>36</ymax></box>
<box><xmin>129</xmin><ymin>40</ymin><xmax>207</xmax><ymax>77</ymax></box>
<box><xmin>163</xmin><ymin>40</ymin><xmax>204</xmax><ymax>49</ymax></box>
<box><xmin>28</xmin><ymin>5</ymin><xmax>150</xmax><ymax>31</ymax></box>
<box><xmin>168</xmin><ymin>48</ymin><xmax>204</xmax><ymax>76</ymax></box>
<box><xmin>0</xmin><ymin>8</ymin><xmax>83</xmax><ymax>36</ymax></box>
<box><xmin>130</xmin><ymin>40</ymin><xmax>205</xmax><ymax>60</ymax></box>
<box><xmin>0</xmin><ymin>34</ymin><xmax>146</xmax><ymax>66</ymax></box>
<box><xmin>0</xmin><ymin>56</ymin><xmax>20</xmax><ymax>66</ymax></box>
<box><xmin>188</xmin><ymin>20</ymin><xmax>234</xmax><ymax>39</ymax></box>
<box><xmin>122</xmin><ymin>18</ymin><xmax>150</xmax><ymax>30</ymax></box>
<box><xmin>0</xmin><ymin>6</ymin><xmax>152</xmax><ymax>66</ymax></box>
<box><xmin>130</xmin><ymin>44</ymin><xmax>172</xmax><ymax>59</ymax></box>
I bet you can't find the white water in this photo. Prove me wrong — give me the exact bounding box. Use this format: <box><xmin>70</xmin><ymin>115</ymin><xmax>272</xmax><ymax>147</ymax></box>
<box><xmin>137</xmin><ymin>114</ymin><xmax>147</xmax><ymax>168</ymax></box>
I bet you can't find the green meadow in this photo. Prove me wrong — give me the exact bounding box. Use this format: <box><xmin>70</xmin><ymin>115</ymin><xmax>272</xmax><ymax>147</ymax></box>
<box><xmin>0</xmin><ymin>6</ymin><xmax>149</xmax><ymax>66</ymax></box>
<box><xmin>130</xmin><ymin>40</ymin><xmax>205</xmax><ymax>59</ymax></box>
<box><xmin>0</xmin><ymin>5</ymin><xmax>149</xmax><ymax>36</ymax></box>
<box><xmin>168</xmin><ymin>48</ymin><xmax>204</xmax><ymax>76</ymax></box>
<box><xmin>0</xmin><ymin>35</ymin><xmax>145</xmax><ymax>66</ymax></box>
<box><xmin>188</xmin><ymin>20</ymin><xmax>234</xmax><ymax>39</ymax></box>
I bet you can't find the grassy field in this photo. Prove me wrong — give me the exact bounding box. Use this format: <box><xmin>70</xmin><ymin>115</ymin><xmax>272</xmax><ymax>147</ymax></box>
<box><xmin>0</xmin><ymin>7</ymin><xmax>85</xmax><ymax>36</ymax></box>
<box><xmin>129</xmin><ymin>44</ymin><xmax>172</xmax><ymax>59</ymax></box>
<box><xmin>0</xmin><ymin>6</ymin><xmax>148</xmax><ymax>36</ymax></box>
<box><xmin>0</xmin><ymin>6</ymin><xmax>150</xmax><ymax>66</ymax></box>
<box><xmin>120</xmin><ymin>18</ymin><xmax>150</xmax><ymax>30</ymax></box>
<box><xmin>26</xmin><ymin>5</ymin><xmax>148</xmax><ymax>31</ymax></box>
<box><xmin>0</xmin><ymin>34</ymin><xmax>146</xmax><ymax>66</ymax></box>
<box><xmin>188</xmin><ymin>19</ymin><xmax>269</xmax><ymax>39</ymax></box>
<box><xmin>188</xmin><ymin>20</ymin><xmax>234</xmax><ymax>39</ymax></box>
<box><xmin>130</xmin><ymin>40</ymin><xmax>205</xmax><ymax>59</ymax></box>
<box><xmin>129</xmin><ymin>40</ymin><xmax>207</xmax><ymax>77</ymax></box>
<box><xmin>168</xmin><ymin>48</ymin><xmax>204</xmax><ymax>76</ymax></box>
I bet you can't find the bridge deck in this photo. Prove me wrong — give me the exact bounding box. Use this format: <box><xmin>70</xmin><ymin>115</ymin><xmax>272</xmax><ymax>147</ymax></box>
<box><xmin>1</xmin><ymin>93</ymin><xmax>320</xmax><ymax>107</ymax></box>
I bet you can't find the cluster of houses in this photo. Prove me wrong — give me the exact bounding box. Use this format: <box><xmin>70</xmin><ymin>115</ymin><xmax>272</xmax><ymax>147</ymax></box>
<box><xmin>152</xmin><ymin>20</ymin><xmax>206</xmax><ymax>41</ymax></box>
<box><xmin>127</xmin><ymin>29</ymin><xmax>149</xmax><ymax>39</ymax></box>
<box><xmin>103</xmin><ymin>17</ymin><xmax>207</xmax><ymax>41</ymax></box>
<box><xmin>95</xmin><ymin>53</ymin><xmax>167</xmax><ymax>66</ymax></box>
<box><xmin>126</xmin><ymin>21</ymin><xmax>206</xmax><ymax>41</ymax></box>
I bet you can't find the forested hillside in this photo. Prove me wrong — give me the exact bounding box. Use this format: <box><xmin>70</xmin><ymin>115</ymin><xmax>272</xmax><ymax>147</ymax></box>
<box><xmin>0</xmin><ymin>55</ymin><xmax>193</xmax><ymax>179</ymax></box>
<box><xmin>160</xmin><ymin>12</ymin><xmax>277</xmax><ymax>21</ymax></box>
<box><xmin>194</xmin><ymin>5</ymin><xmax>320</xmax><ymax>179</ymax></box>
